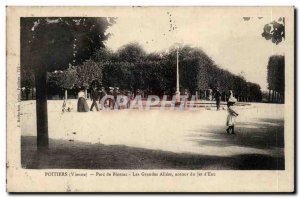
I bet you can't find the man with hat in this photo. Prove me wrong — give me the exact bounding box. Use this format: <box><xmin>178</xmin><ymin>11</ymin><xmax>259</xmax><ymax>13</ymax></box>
<box><xmin>214</xmin><ymin>87</ymin><xmax>222</xmax><ymax>111</ymax></box>
<box><xmin>99</xmin><ymin>87</ymin><xmax>107</xmax><ymax>110</ymax></box>
<box><xmin>90</xmin><ymin>86</ymin><xmax>99</xmax><ymax>111</ymax></box>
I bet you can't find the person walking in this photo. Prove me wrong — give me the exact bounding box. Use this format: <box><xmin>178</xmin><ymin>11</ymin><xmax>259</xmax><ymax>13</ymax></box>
<box><xmin>99</xmin><ymin>87</ymin><xmax>107</xmax><ymax>110</ymax></box>
<box><xmin>227</xmin><ymin>89</ymin><xmax>233</xmax><ymax>101</ymax></box>
<box><xmin>226</xmin><ymin>97</ymin><xmax>239</xmax><ymax>134</ymax></box>
<box><xmin>107</xmin><ymin>87</ymin><xmax>114</xmax><ymax>109</ymax></box>
<box><xmin>214</xmin><ymin>87</ymin><xmax>222</xmax><ymax>110</ymax></box>
<box><xmin>184</xmin><ymin>89</ymin><xmax>190</xmax><ymax>108</ymax></box>
<box><xmin>113</xmin><ymin>87</ymin><xmax>121</xmax><ymax>109</ymax></box>
<box><xmin>90</xmin><ymin>86</ymin><xmax>99</xmax><ymax>111</ymax></box>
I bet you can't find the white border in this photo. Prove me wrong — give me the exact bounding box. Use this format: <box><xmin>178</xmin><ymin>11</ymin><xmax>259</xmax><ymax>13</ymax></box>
<box><xmin>1</xmin><ymin>0</ymin><xmax>299</xmax><ymax>197</ymax></box>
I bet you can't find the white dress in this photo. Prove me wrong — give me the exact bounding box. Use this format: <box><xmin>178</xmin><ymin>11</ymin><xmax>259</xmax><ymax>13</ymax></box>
<box><xmin>226</xmin><ymin>107</ymin><xmax>237</xmax><ymax>126</ymax></box>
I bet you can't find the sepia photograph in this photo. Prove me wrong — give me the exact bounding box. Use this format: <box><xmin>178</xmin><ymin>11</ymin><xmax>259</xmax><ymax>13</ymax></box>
<box><xmin>6</xmin><ymin>6</ymin><xmax>295</xmax><ymax>192</ymax></box>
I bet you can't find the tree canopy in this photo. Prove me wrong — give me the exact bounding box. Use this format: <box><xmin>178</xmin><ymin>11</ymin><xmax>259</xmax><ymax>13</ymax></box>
<box><xmin>267</xmin><ymin>55</ymin><xmax>285</xmax><ymax>94</ymax></box>
<box><xmin>21</xmin><ymin>17</ymin><xmax>115</xmax><ymax>73</ymax></box>
<box><xmin>23</xmin><ymin>42</ymin><xmax>263</xmax><ymax>101</ymax></box>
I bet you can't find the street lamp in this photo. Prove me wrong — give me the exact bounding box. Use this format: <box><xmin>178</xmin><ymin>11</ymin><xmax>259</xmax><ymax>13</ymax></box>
<box><xmin>175</xmin><ymin>46</ymin><xmax>180</xmax><ymax>105</ymax></box>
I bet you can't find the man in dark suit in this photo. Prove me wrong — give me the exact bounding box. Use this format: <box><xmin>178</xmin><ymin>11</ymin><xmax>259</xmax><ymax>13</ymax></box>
<box><xmin>90</xmin><ymin>86</ymin><xmax>99</xmax><ymax>111</ymax></box>
<box><xmin>214</xmin><ymin>87</ymin><xmax>222</xmax><ymax>111</ymax></box>
<box><xmin>113</xmin><ymin>87</ymin><xmax>121</xmax><ymax>109</ymax></box>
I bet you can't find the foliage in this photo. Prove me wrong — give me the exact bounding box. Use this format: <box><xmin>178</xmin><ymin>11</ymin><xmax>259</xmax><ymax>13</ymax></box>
<box><xmin>21</xmin><ymin>68</ymin><xmax>35</xmax><ymax>88</ymax></box>
<box><xmin>76</xmin><ymin>59</ymin><xmax>103</xmax><ymax>89</ymax></box>
<box><xmin>21</xmin><ymin>17</ymin><xmax>115</xmax><ymax>86</ymax></box>
<box><xmin>117</xmin><ymin>42</ymin><xmax>146</xmax><ymax>63</ymax></box>
<box><xmin>267</xmin><ymin>55</ymin><xmax>285</xmax><ymax>94</ymax></box>
<box><xmin>97</xmin><ymin>44</ymin><xmax>262</xmax><ymax>101</ymax></box>
<box><xmin>248</xmin><ymin>82</ymin><xmax>262</xmax><ymax>101</ymax></box>
<box><xmin>61</xmin><ymin>67</ymin><xmax>77</xmax><ymax>89</ymax></box>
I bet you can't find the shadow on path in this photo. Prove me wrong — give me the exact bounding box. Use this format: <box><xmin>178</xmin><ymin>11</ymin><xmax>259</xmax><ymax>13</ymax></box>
<box><xmin>21</xmin><ymin>135</ymin><xmax>284</xmax><ymax>170</ymax></box>
<box><xmin>188</xmin><ymin>118</ymin><xmax>284</xmax><ymax>151</ymax></box>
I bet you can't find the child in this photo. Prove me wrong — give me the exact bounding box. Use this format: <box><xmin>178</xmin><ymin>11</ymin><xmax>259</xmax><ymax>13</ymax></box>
<box><xmin>226</xmin><ymin>98</ymin><xmax>239</xmax><ymax>135</ymax></box>
<box><xmin>62</xmin><ymin>99</ymin><xmax>73</xmax><ymax>113</ymax></box>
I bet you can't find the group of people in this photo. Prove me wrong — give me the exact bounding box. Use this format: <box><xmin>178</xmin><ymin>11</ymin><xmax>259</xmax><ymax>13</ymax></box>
<box><xmin>77</xmin><ymin>86</ymin><xmax>134</xmax><ymax>112</ymax></box>
<box><xmin>76</xmin><ymin>86</ymin><xmax>239</xmax><ymax>135</ymax></box>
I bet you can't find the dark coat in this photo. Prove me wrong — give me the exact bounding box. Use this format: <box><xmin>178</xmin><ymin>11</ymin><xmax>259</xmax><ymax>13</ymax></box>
<box><xmin>214</xmin><ymin>91</ymin><xmax>221</xmax><ymax>101</ymax></box>
<box><xmin>90</xmin><ymin>89</ymin><xmax>99</xmax><ymax>100</ymax></box>
<box><xmin>99</xmin><ymin>90</ymin><xmax>107</xmax><ymax>99</ymax></box>
<box><xmin>77</xmin><ymin>97</ymin><xmax>89</xmax><ymax>112</ymax></box>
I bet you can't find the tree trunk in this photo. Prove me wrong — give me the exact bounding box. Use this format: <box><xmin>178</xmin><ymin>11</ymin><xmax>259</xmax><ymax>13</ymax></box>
<box><xmin>65</xmin><ymin>89</ymin><xmax>68</xmax><ymax>100</ymax></box>
<box><xmin>32</xmin><ymin>87</ymin><xmax>34</xmax><ymax>100</ymax></box>
<box><xmin>85</xmin><ymin>89</ymin><xmax>88</xmax><ymax>99</ymax></box>
<box><xmin>270</xmin><ymin>90</ymin><xmax>273</xmax><ymax>102</ymax></box>
<box><xmin>268</xmin><ymin>89</ymin><xmax>271</xmax><ymax>102</ymax></box>
<box><xmin>35</xmin><ymin>69</ymin><xmax>49</xmax><ymax>151</ymax></box>
<box><xmin>25</xmin><ymin>90</ymin><xmax>29</xmax><ymax>100</ymax></box>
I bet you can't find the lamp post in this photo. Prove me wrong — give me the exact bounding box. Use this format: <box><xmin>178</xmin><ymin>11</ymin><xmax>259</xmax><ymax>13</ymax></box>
<box><xmin>175</xmin><ymin>46</ymin><xmax>180</xmax><ymax>105</ymax></box>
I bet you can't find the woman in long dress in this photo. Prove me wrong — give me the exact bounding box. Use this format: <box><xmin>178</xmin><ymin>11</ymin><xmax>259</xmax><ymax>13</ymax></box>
<box><xmin>77</xmin><ymin>87</ymin><xmax>89</xmax><ymax>112</ymax></box>
<box><xmin>226</xmin><ymin>96</ymin><xmax>239</xmax><ymax>134</ymax></box>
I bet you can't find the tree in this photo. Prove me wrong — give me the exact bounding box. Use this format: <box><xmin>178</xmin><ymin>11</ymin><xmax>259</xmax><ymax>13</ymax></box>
<box><xmin>21</xmin><ymin>17</ymin><xmax>113</xmax><ymax>151</ymax></box>
<box><xmin>76</xmin><ymin>59</ymin><xmax>103</xmax><ymax>91</ymax></box>
<box><xmin>177</xmin><ymin>46</ymin><xmax>211</xmax><ymax>93</ymax></box>
<box><xmin>57</xmin><ymin>67</ymin><xmax>77</xmax><ymax>99</ymax></box>
<box><xmin>102</xmin><ymin>62</ymin><xmax>133</xmax><ymax>90</ymax></box>
<box><xmin>70</xmin><ymin>17</ymin><xmax>116</xmax><ymax>65</ymax></box>
<box><xmin>261</xmin><ymin>17</ymin><xmax>285</xmax><ymax>103</ymax></box>
<box><xmin>247</xmin><ymin>82</ymin><xmax>262</xmax><ymax>102</ymax></box>
<box><xmin>29</xmin><ymin>19</ymin><xmax>74</xmax><ymax>150</ymax></box>
<box><xmin>21</xmin><ymin>68</ymin><xmax>35</xmax><ymax>100</ymax></box>
<box><xmin>117</xmin><ymin>42</ymin><xmax>146</xmax><ymax>63</ymax></box>
<box><xmin>96</xmin><ymin>44</ymin><xmax>262</xmax><ymax>101</ymax></box>
<box><xmin>93</xmin><ymin>47</ymin><xmax>115</xmax><ymax>63</ymax></box>
<box><xmin>267</xmin><ymin>55</ymin><xmax>285</xmax><ymax>103</ymax></box>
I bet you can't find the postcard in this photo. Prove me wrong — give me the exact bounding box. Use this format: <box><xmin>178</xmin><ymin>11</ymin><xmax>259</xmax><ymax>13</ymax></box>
<box><xmin>6</xmin><ymin>6</ymin><xmax>294</xmax><ymax>192</ymax></box>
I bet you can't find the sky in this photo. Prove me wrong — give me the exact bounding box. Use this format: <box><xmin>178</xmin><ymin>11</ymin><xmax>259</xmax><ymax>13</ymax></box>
<box><xmin>105</xmin><ymin>9</ymin><xmax>286</xmax><ymax>91</ymax></box>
